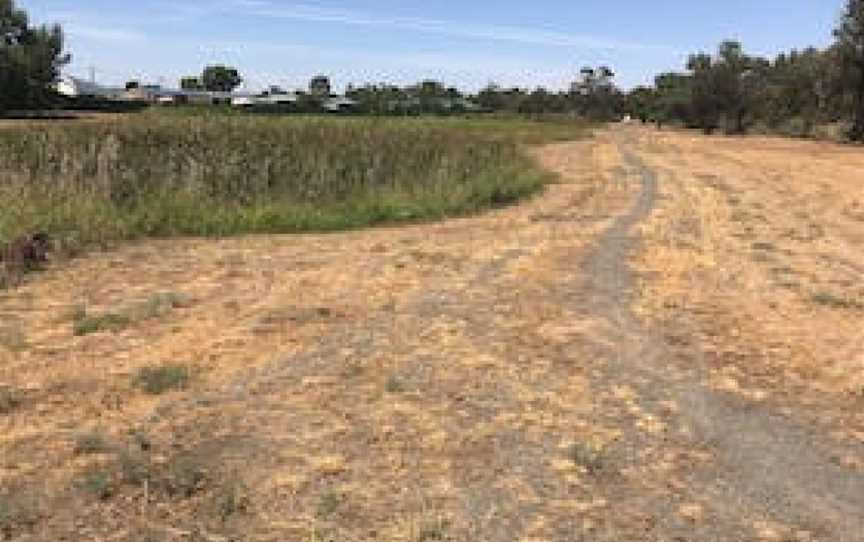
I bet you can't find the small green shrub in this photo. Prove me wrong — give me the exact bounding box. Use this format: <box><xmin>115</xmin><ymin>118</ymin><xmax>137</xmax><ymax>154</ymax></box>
<box><xmin>131</xmin><ymin>292</ymin><xmax>188</xmax><ymax>320</ymax></box>
<box><xmin>811</xmin><ymin>291</ymin><xmax>861</xmax><ymax>310</ymax></box>
<box><xmin>418</xmin><ymin>518</ymin><xmax>450</xmax><ymax>541</ymax></box>
<box><xmin>74</xmin><ymin>431</ymin><xmax>111</xmax><ymax>455</ymax></box>
<box><xmin>133</xmin><ymin>364</ymin><xmax>190</xmax><ymax>395</ymax></box>
<box><xmin>385</xmin><ymin>375</ymin><xmax>408</xmax><ymax>393</ymax></box>
<box><xmin>163</xmin><ymin>455</ymin><xmax>207</xmax><ymax>498</ymax></box>
<box><xmin>77</xmin><ymin>469</ymin><xmax>115</xmax><ymax>501</ymax></box>
<box><xmin>568</xmin><ymin>442</ymin><xmax>605</xmax><ymax>475</ymax></box>
<box><xmin>213</xmin><ymin>482</ymin><xmax>250</xmax><ymax>522</ymax></box>
<box><xmin>316</xmin><ymin>491</ymin><xmax>342</xmax><ymax>518</ymax></box>
<box><xmin>73</xmin><ymin>310</ymin><xmax>131</xmax><ymax>336</ymax></box>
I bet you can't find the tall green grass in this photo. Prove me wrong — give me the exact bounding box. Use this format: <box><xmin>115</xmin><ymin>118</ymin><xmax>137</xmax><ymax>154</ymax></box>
<box><xmin>0</xmin><ymin>115</ymin><xmax>587</xmax><ymax>247</ymax></box>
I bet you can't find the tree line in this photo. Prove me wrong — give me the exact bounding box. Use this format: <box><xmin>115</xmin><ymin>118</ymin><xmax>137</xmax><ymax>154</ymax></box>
<box><xmin>628</xmin><ymin>0</ymin><xmax>864</xmax><ymax>141</ymax></box>
<box><xmin>3</xmin><ymin>0</ymin><xmax>863</xmax><ymax>140</ymax></box>
<box><xmin>168</xmin><ymin>66</ymin><xmax>625</xmax><ymax>118</ymax></box>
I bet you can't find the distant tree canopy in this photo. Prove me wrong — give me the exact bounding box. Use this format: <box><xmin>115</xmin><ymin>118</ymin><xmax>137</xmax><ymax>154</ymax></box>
<box><xmin>200</xmin><ymin>65</ymin><xmax>242</xmax><ymax>92</ymax></box>
<box><xmin>0</xmin><ymin>0</ymin><xmax>68</xmax><ymax>113</ymax></box>
<box><xmin>627</xmin><ymin>0</ymin><xmax>864</xmax><ymax>141</ymax></box>
<box><xmin>180</xmin><ymin>76</ymin><xmax>204</xmax><ymax>91</ymax></box>
<box><xmin>342</xmin><ymin>71</ymin><xmax>624</xmax><ymax>119</ymax></box>
<box><xmin>835</xmin><ymin>0</ymin><xmax>864</xmax><ymax>139</ymax></box>
<box><xmin>309</xmin><ymin>75</ymin><xmax>332</xmax><ymax>97</ymax></box>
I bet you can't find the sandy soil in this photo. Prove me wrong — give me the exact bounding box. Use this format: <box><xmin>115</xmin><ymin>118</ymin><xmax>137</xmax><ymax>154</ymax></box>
<box><xmin>1</xmin><ymin>126</ymin><xmax>862</xmax><ymax>541</ymax></box>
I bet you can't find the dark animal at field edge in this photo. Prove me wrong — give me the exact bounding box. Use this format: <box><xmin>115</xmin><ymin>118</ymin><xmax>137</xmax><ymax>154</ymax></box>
<box><xmin>0</xmin><ymin>232</ymin><xmax>52</xmax><ymax>284</ymax></box>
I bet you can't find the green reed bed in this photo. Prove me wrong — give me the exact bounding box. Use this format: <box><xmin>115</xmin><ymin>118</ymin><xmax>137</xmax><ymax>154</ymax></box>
<box><xmin>0</xmin><ymin>115</ymin><xmax>584</xmax><ymax>247</ymax></box>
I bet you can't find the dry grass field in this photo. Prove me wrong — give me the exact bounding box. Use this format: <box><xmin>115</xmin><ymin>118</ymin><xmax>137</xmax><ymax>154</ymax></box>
<box><xmin>632</xmin><ymin>129</ymin><xmax>864</xmax><ymax>425</ymax></box>
<box><xmin>1</xmin><ymin>124</ymin><xmax>863</xmax><ymax>541</ymax></box>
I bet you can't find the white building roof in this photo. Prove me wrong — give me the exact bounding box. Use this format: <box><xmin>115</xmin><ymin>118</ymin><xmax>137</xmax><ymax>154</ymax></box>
<box><xmin>55</xmin><ymin>76</ymin><xmax>124</xmax><ymax>98</ymax></box>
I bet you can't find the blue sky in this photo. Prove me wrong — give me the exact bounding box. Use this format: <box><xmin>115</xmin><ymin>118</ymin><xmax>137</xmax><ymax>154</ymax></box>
<box><xmin>21</xmin><ymin>0</ymin><xmax>844</xmax><ymax>92</ymax></box>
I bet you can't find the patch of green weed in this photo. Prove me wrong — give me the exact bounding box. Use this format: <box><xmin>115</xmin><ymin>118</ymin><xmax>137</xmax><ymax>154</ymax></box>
<box><xmin>133</xmin><ymin>364</ymin><xmax>190</xmax><ymax>395</ymax></box>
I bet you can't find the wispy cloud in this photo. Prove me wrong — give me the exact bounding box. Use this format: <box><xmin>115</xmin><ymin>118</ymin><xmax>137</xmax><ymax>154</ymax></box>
<box><xmin>44</xmin><ymin>10</ymin><xmax>146</xmax><ymax>43</ymax></box>
<box><xmin>218</xmin><ymin>0</ymin><xmax>674</xmax><ymax>53</ymax></box>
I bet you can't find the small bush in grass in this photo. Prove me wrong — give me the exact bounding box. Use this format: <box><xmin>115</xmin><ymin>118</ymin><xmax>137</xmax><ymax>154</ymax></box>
<box><xmin>0</xmin><ymin>388</ymin><xmax>20</xmax><ymax>414</ymax></box>
<box><xmin>133</xmin><ymin>364</ymin><xmax>190</xmax><ymax>395</ymax></box>
<box><xmin>316</xmin><ymin>490</ymin><xmax>342</xmax><ymax>518</ymax></box>
<box><xmin>213</xmin><ymin>481</ymin><xmax>250</xmax><ymax>522</ymax></box>
<box><xmin>74</xmin><ymin>431</ymin><xmax>111</xmax><ymax>455</ymax></box>
<box><xmin>811</xmin><ymin>291</ymin><xmax>862</xmax><ymax>310</ymax></box>
<box><xmin>163</xmin><ymin>455</ymin><xmax>207</xmax><ymax>498</ymax></box>
<box><xmin>118</xmin><ymin>449</ymin><xmax>153</xmax><ymax>487</ymax></box>
<box><xmin>132</xmin><ymin>292</ymin><xmax>189</xmax><ymax>320</ymax></box>
<box><xmin>418</xmin><ymin>517</ymin><xmax>450</xmax><ymax>541</ymax></box>
<box><xmin>385</xmin><ymin>375</ymin><xmax>407</xmax><ymax>393</ymax></box>
<box><xmin>568</xmin><ymin>442</ymin><xmax>605</xmax><ymax>475</ymax></box>
<box><xmin>77</xmin><ymin>469</ymin><xmax>115</xmax><ymax>501</ymax></box>
<box><xmin>72</xmin><ymin>310</ymin><xmax>131</xmax><ymax>336</ymax></box>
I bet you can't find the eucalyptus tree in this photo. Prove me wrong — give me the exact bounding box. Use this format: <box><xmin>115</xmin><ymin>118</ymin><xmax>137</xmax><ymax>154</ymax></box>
<box><xmin>835</xmin><ymin>0</ymin><xmax>864</xmax><ymax>140</ymax></box>
<box><xmin>0</xmin><ymin>0</ymin><xmax>68</xmax><ymax>112</ymax></box>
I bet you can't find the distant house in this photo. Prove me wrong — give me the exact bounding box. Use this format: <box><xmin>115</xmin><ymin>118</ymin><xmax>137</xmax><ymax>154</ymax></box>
<box><xmin>231</xmin><ymin>95</ymin><xmax>256</xmax><ymax>108</ymax></box>
<box><xmin>231</xmin><ymin>92</ymin><xmax>298</xmax><ymax>109</ymax></box>
<box><xmin>55</xmin><ymin>74</ymin><xmax>358</xmax><ymax>114</ymax></box>
<box><xmin>157</xmin><ymin>89</ymin><xmax>235</xmax><ymax>106</ymax></box>
<box><xmin>55</xmin><ymin>76</ymin><xmax>124</xmax><ymax>100</ymax></box>
<box><xmin>122</xmin><ymin>84</ymin><xmax>163</xmax><ymax>103</ymax></box>
<box><xmin>324</xmin><ymin>96</ymin><xmax>358</xmax><ymax>113</ymax></box>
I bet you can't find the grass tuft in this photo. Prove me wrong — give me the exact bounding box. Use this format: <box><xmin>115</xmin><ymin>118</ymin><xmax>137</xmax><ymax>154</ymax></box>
<box><xmin>72</xmin><ymin>292</ymin><xmax>188</xmax><ymax>336</ymax></box>
<box><xmin>76</xmin><ymin>469</ymin><xmax>115</xmax><ymax>501</ymax></box>
<box><xmin>316</xmin><ymin>490</ymin><xmax>342</xmax><ymax>519</ymax></box>
<box><xmin>0</xmin><ymin>388</ymin><xmax>20</xmax><ymax>414</ymax></box>
<box><xmin>568</xmin><ymin>442</ymin><xmax>605</xmax><ymax>475</ymax></box>
<box><xmin>212</xmin><ymin>482</ymin><xmax>250</xmax><ymax>522</ymax></box>
<box><xmin>385</xmin><ymin>375</ymin><xmax>407</xmax><ymax>394</ymax></box>
<box><xmin>73</xmin><ymin>431</ymin><xmax>112</xmax><ymax>455</ymax></box>
<box><xmin>72</xmin><ymin>310</ymin><xmax>131</xmax><ymax>336</ymax></box>
<box><xmin>133</xmin><ymin>364</ymin><xmax>191</xmax><ymax>395</ymax></box>
<box><xmin>811</xmin><ymin>291</ymin><xmax>862</xmax><ymax>310</ymax></box>
<box><xmin>418</xmin><ymin>517</ymin><xmax>451</xmax><ymax>541</ymax></box>
<box><xmin>163</xmin><ymin>455</ymin><xmax>207</xmax><ymax>498</ymax></box>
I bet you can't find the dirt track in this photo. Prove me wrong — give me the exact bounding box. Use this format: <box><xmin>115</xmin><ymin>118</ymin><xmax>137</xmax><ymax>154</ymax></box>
<box><xmin>1</xmin><ymin>126</ymin><xmax>863</xmax><ymax>541</ymax></box>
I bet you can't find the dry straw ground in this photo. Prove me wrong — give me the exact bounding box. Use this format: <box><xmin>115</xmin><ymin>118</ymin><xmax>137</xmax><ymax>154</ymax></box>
<box><xmin>1</xmin><ymin>125</ymin><xmax>863</xmax><ymax>541</ymax></box>
<box><xmin>632</xmin><ymin>129</ymin><xmax>864</xmax><ymax>427</ymax></box>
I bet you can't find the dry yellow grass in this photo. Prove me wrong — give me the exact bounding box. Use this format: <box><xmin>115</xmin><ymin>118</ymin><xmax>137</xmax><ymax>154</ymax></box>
<box><xmin>631</xmin><ymin>128</ymin><xmax>864</xmax><ymax>434</ymax></box>
<box><xmin>0</xmin><ymin>132</ymin><xmax>643</xmax><ymax>540</ymax></box>
<box><xmin>3</xmin><ymin>126</ymin><xmax>863</xmax><ymax>541</ymax></box>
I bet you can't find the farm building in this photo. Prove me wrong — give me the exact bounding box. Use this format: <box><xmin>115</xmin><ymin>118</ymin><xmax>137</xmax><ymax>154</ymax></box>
<box><xmin>232</xmin><ymin>93</ymin><xmax>299</xmax><ymax>108</ymax></box>
<box><xmin>54</xmin><ymin>74</ymin><xmax>359</xmax><ymax>113</ymax></box>
<box><xmin>54</xmin><ymin>76</ymin><xmax>124</xmax><ymax>99</ymax></box>
<box><xmin>324</xmin><ymin>97</ymin><xmax>359</xmax><ymax>113</ymax></box>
